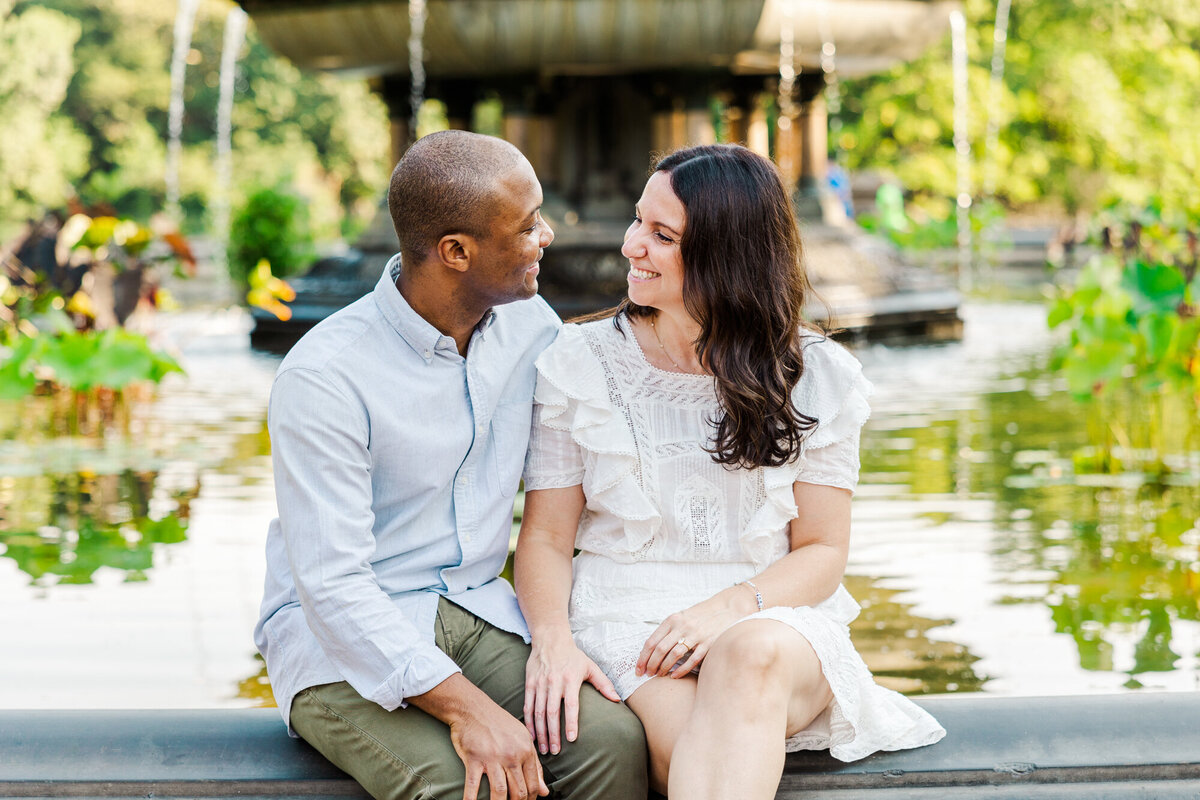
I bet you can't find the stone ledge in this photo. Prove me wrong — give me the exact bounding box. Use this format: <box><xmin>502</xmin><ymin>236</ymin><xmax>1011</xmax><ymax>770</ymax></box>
<box><xmin>3</xmin><ymin>693</ymin><xmax>1199</xmax><ymax>798</ymax></box>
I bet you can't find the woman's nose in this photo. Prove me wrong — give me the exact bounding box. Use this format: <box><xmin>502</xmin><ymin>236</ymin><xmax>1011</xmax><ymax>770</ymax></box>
<box><xmin>621</xmin><ymin>226</ymin><xmax>641</xmax><ymax>258</ymax></box>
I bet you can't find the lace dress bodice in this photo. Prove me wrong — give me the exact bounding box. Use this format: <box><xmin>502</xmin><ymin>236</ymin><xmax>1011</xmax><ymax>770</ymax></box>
<box><xmin>523</xmin><ymin>316</ymin><xmax>871</xmax><ymax>570</ymax></box>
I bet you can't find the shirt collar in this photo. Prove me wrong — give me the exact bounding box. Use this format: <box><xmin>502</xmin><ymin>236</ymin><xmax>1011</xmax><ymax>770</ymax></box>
<box><xmin>373</xmin><ymin>254</ymin><xmax>498</xmax><ymax>361</ymax></box>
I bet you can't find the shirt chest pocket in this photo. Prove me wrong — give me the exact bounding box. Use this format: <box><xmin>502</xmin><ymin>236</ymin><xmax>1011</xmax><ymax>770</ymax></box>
<box><xmin>491</xmin><ymin>400</ymin><xmax>534</xmax><ymax>495</ymax></box>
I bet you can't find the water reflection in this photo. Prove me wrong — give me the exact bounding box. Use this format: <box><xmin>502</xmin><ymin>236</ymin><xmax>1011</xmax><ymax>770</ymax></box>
<box><xmin>844</xmin><ymin>574</ymin><xmax>986</xmax><ymax>695</ymax></box>
<box><xmin>856</xmin><ymin>303</ymin><xmax>1199</xmax><ymax>692</ymax></box>
<box><xmin>2</xmin><ymin>303</ymin><xmax>1196</xmax><ymax>708</ymax></box>
<box><xmin>0</xmin><ymin>464</ymin><xmax>197</xmax><ymax>586</ymax></box>
<box><xmin>0</xmin><ymin>309</ymin><xmax>281</xmax><ymax>709</ymax></box>
<box><xmin>237</xmin><ymin>654</ymin><xmax>277</xmax><ymax>708</ymax></box>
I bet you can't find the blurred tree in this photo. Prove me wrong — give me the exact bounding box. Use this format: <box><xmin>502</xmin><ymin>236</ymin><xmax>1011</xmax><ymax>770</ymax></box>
<box><xmin>0</xmin><ymin>0</ymin><xmax>90</xmax><ymax>230</ymax></box>
<box><xmin>4</xmin><ymin>0</ymin><xmax>389</xmax><ymax>239</ymax></box>
<box><xmin>838</xmin><ymin>0</ymin><xmax>1200</xmax><ymax>219</ymax></box>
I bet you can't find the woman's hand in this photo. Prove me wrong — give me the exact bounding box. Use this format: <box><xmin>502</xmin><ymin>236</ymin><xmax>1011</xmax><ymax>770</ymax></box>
<box><xmin>523</xmin><ymin>634</ymin><xmax>620</xmax><ymax>756</ymax></box>
<box><xmin>636</xmin><ymin>586</ymin><xmax>756</xmax><ymax>679</ymax></box>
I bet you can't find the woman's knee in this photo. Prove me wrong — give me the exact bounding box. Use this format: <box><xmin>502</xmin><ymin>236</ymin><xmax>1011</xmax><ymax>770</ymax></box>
<box><xmin>703</xmin><ymin>621</ymin><xmax>791</xmax><ymax>685</ymax></box>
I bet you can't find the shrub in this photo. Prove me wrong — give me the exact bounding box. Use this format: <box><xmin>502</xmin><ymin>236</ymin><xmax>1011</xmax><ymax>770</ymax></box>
<box><xmin>227</xmin><ymin>186</ymin><xmax>313</xmax><ymax>288</ymax></box>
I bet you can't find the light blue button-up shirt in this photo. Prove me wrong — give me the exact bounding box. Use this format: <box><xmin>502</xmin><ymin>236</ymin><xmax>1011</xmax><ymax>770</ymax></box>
<box><xmin>255</xmin><ymin>255</ymin><xmax>560</xmax><ymax>732</ymax></box>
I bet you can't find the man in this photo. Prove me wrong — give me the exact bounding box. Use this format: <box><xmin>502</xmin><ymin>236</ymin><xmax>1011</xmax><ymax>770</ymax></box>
<box><xmin>255</xmin><ymin>130</ymin><xmax>647</xmax><ymax>800</ymax></box>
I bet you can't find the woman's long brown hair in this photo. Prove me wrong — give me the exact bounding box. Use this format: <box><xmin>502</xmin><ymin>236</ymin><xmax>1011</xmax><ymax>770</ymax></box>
<box><xmin>607</xmin><ymin>144</ymin><xmax>820</xmax><ymax>469</ymax></box>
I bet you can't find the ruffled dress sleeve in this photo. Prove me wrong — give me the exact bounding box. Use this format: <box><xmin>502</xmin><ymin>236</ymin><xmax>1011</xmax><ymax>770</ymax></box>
<box><xmin>522</xmin><ymin>325</ymin><xmax>590</xmax><ymax>491</ymax></box>
<box><xmin>792</xmin><ymin>335</ymin><xmax>873</xmax><ymax>493</ymax></box>
<box><xmin>738</xmin><ymin>334</ymin><xmax>872</xmax><ymax>570</ymax></box>
<box><xmin>521</xmin><ymin>322</ymin><xmax>662</xmax><ymax>553</ymax></box>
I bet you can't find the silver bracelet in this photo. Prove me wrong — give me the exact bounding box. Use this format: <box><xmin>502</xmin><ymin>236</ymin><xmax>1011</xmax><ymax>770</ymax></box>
<box><xmin>741</xmin><ymin>579</ymin><xmax>764</xmax><ymax>612</ymax></box>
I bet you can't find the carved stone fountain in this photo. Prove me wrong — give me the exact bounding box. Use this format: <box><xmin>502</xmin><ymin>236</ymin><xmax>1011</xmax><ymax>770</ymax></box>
<box><xmin>234</xmin><ymin>0</ymin><xmax>963</xmax><ymax>346</ymax></box>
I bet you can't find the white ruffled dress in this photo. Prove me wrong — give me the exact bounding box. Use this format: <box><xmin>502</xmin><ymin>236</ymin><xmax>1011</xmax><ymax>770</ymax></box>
<box><xmin>523</xmin><ymin>317</ymin><xmax>945</xmax><ymax>762</ymax></box>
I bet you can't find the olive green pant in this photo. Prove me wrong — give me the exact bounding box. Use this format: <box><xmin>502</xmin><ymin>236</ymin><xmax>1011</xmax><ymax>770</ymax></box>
<box><xmin>290</xmin><ymin>597</ymin><xmax>648</xmax><ymax>800</ymax></box>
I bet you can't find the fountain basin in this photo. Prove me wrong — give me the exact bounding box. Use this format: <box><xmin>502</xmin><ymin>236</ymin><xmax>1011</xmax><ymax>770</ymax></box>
<box><xmin>6</xmin><ymin>695</ymin><xmax>1200</xmax><ymax>798</ymax></box>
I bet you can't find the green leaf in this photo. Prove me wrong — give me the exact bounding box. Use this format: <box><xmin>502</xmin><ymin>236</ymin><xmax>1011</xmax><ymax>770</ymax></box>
<box><xmin>76</xmin><ymin>216</ymin><xmax>119</xmax><ymax>250</ymax></box>
<box><xmin>37</xmin><ymin>332</ymin><xmax>101</xmax><ymax>390</ymax></box>
<box><xmin>0</xmin><ymin>352</ymin><xmax>37</xmax><ymax>398</ymax></box>
<box><xmin>1063</xmin><ymin>339</ymin><xmax>1136</xmax><ymax>398</ymax></box>
<box><xmin>148</xmin><ymin>350</ymin><xmax>185</xmax><ymax>383</ymax></box>
<box><xmin>138</xmin><ymin>514</ymin><xmax>188</xmax><ymax>545</ymax></box>
<box><xmin>1138</xmin><ymin>313</ymin><xmax>1177</xmax><ymax>363</ymax></box>
<box><xmin>1047</xmin><ymin>297</ymin><xmax>1074</xmax><ymax>328</ymax></box>
<box><xmin>1121</xmin><ymin>260</ymin><xmax>1187</xmax><ymax>316</ymax></box>
<box><xmin>89</xmin><ymin>330</ymin><xmax>154</xmax><ymax>389</ymax></box>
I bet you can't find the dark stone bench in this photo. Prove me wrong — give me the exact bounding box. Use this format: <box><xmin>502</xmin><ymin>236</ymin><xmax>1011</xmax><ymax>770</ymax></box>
<box><xmin>3</xmin><ymin>694</ymin><xmax>1199</xmax><ymax>798</ymax></box>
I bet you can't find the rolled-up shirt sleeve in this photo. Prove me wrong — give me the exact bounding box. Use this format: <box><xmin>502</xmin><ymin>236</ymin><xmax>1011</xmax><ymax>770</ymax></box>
<box><xmin>269</xmin><ymin>366</ymin><xmax>460</xmax><ymax>709</ymax></box>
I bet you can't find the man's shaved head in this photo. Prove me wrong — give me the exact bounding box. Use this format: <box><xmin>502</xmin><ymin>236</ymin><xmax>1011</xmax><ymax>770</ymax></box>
<box><xmin>388</xmin><ymin>130</ymin><xmax>526</xmax><ymax>265</ymax></box>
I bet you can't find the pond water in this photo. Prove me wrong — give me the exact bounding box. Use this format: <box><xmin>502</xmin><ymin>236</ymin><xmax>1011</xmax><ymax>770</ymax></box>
<box><xmin>0</xmin><ymin>301</ymin><xmax>1196</xmax><ymax>709</ymax></box>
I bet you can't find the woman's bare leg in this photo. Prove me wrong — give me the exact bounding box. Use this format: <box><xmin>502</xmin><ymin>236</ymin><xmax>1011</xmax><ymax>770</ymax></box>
<box><xmin>667</xmin><ymin>620</ymin><xmax>833</xmax><ymax>800</ymax></box>
<box><xmin>624</xmin><ymin>675</ymin><xmax>697</xmax><ymax>795</ymax></box>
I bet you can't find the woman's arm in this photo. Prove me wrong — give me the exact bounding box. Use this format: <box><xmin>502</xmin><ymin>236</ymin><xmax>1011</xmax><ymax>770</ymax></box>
<box><xmin>763</xmin><ymin>480</ymin><xmax>854</xmax><ymax>606</ymax></box>
<box><xmin>515</xmin><ymin>486</ymin><xmax>620</xmax><ymax>756</ymax></box>
<box><xmin>637</xmin><ymin>481</ymin><xmax>852</xmax><ymax>678</ymax></box>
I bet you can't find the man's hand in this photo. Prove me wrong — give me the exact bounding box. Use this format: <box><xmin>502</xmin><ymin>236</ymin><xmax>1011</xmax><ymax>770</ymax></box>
<box><xmin>449</xmin><ymin>703</ymin><xmax>549</xmax><ymax>800</ymax></box>
<box><xmin>410</xmin><ymin>674</ymin><xmax>549</xmax><ymax>800</ymax></box>
<box><xmin>523</xmin><ymin>633</ymin><xmax>620</xmax><ymax>756</ymax></box>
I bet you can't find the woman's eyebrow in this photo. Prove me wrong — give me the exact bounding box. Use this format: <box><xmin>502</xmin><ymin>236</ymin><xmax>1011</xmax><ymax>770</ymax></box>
<box><xmin>634</xmin><ymin>204</ymin><xmax>683</xmax><ymax>237</ymax></box>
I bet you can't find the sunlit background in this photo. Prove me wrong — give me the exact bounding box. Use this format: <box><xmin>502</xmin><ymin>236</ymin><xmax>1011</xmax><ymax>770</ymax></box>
<box><xmin>1</xmin><ymin>0</ymin><xmax>1197</xmax><ymax>709</ymax></box>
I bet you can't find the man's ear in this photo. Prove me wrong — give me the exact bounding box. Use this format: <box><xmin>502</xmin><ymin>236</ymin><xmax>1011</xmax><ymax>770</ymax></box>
<box><xmin>435</xmin><ymin>233</ymin><xmax>474</xmax><ymax>273</ymax></box>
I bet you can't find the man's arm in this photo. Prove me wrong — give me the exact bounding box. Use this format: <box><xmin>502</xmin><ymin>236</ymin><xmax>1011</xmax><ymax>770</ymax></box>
<box><xmin>270</xmin><ymin>367</ymin><xmax>547</xmax><ymax>800</ymax></box>
<box><xmin>270</xmin><ymin>367</ymin><xmax>459</xmax><ymax>704</ymax></box>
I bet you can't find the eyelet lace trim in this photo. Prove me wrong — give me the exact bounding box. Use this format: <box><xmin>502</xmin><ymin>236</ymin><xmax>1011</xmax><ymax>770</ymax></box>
<box><xmin>532</xmin><ymin>321</ymin><xmax>873</xmax><ymax>570</ymax></box>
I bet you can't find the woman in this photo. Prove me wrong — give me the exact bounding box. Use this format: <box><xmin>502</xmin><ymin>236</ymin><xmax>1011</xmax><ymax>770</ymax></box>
<box><xmin>515</xmin><ymin>144</ymin><xmax>944</xmax><ymax>798</ymax></box>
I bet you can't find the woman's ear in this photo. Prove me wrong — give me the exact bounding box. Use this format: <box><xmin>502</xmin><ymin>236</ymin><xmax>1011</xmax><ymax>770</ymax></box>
<box><xmin>435</xmin><ymin>233</ymin><xmax>474</xmax><ymax>273</ymax></box>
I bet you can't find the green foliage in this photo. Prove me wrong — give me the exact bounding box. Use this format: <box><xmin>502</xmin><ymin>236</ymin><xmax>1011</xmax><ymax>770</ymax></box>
<box><xmin>1</xmin><ymin>210</ymin><xmax>189</xmax><ymax>397</ymax></box>
<box><xmin>0</xmin><ymin>329</ymin><xmax>183</xmax><ymax>396</ymax></box>
<box><xmin>227</xmin><ymin>187</ymin><xmax>312</xmax><ymax>287</ymax></box>
<box><xmin>838</xmin><ymin>0</ymin><xmax>1200</xmax><ymax>217</ymax></box>
<box><xmin>1047</xmin><ymin>204</ymin><xmax>1200</xmax><ymax>474</ymax></box>
<box><xmin>2</xmin><ymin>0</ymin><xmax>389</xmax><ymax>239</ymax></box>
<box><xmin>0</xmin><ymin>2</ymin><xmax>89</xmax><ymax>228</ymax></box>
<box><xmin>858</xmin><ymin>194</ymin><xmax>1005</xmax><ymax>253</ymax></box>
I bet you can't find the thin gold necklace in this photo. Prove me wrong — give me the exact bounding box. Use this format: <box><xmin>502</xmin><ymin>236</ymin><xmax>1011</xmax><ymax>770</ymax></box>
<box><xmin>650</xmin><ymin>318</ymin><xmax>687</xmax><ymax>372</ymax></box>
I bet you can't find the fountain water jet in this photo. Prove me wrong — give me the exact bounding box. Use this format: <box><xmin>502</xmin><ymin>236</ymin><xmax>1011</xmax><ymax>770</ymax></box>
<box><xmin>213</xmin><ymin>6</ymin><xmax>248</xmax><ymax>274</ymax></box>
<box><xmin>983</xmin><ymin>0</ymin><xmax>1012</xmax><ymax>199</ymax></box>
<box><xmin>817</xmin><ymin>1</ymin><xmax>842</xmax><ymax>158</ymax></box>
<box><xmin>775</xmin><ymin>0</ymin><xmax>799</xmax><ymax>193</ymax></box>
<box><xmin>817</xmin><ymin>1</ymin><xmax>849</xmax><ymax>221</ymax></box>
<box><xmin>166</xmin><ymin>0</ymin><xmax>202</xmax><ymax>223</ymax></box>
<box><xmin>406</xmin><ymin>0</ymin><xmax>426</xmax><ymax>145</ymax></box>
<box><xmin>950</xmin><ymin>9</ymin><xmax>973</xmax><ymax>291</ymax></box>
